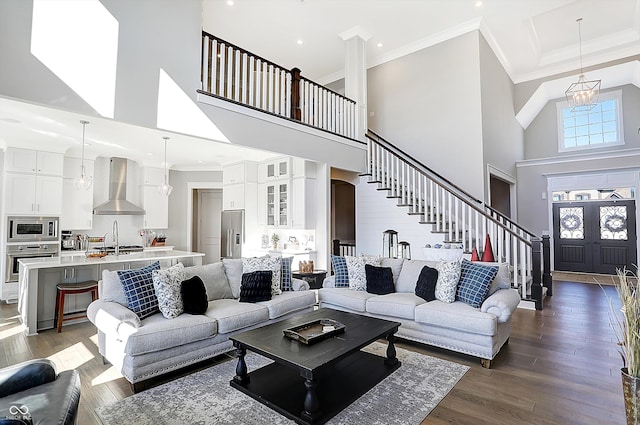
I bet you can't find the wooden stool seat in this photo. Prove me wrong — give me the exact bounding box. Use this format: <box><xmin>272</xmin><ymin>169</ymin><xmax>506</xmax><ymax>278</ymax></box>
<box><xmin>55</xmin><ymin>280</ymin><xmax>99</xmax><ymax>333</ymax></box>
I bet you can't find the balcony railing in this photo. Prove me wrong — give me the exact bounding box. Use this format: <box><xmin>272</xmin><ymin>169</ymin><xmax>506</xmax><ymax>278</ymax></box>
<box><xmin>200</xmin><ymin>31</ymin><xmax>358</xmax><ymax>140</ymax></box>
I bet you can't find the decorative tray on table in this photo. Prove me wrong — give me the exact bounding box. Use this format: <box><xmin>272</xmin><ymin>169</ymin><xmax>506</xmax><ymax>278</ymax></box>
<box><xmin>283</xmin><ymin>319</ymin><xmax>345</xmax><ymax>344</ymax></box>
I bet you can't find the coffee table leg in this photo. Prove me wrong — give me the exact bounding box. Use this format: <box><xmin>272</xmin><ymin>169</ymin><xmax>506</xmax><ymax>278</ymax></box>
<box><xmin>233</xmin><ymin>346</ymin><xmax>250</xmax><ymax>385</ymax></box>
<box><xmin>301</xmin><ymin>376</ymin><xmax>321</xmax><ymax>422</ymax></box>
<box><xmin>385</xmin><ymin>333</ymin><xmax>398</xmax><ymax>366</ymax></box>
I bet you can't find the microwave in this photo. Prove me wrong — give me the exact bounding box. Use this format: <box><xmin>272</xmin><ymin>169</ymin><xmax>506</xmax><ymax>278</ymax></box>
<box><xmin>7</xmin><ymin>216</ymin><xmax>59</xmax><ymax>242</ymax></box>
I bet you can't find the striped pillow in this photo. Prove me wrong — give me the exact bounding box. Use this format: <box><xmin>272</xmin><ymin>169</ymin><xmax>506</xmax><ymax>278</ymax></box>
<box><xmin>331</xmin><ymin>255</ymin><xmax>349</xmax><ymax>287</ymax></box>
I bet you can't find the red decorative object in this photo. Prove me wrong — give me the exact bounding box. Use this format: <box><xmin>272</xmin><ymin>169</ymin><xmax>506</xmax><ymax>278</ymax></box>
<box><xmin>471</xmin><ymin>246</ymin><xmax>479</xmax><ymax>261</ymax></box>
<box><xmin>481</xmin><ymin>234</ymin><xmax>495</xmax><ymax>262</ymax></box>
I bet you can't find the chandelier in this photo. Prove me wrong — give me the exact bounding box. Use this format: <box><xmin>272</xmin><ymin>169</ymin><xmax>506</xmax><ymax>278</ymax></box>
<box><xmin>158</xmin><ymin>136</ymin><xmax>173</xmax><ymax>196</ymax></box>
<box><xmin>73</xmin><ymin>120</ymin><xmax>93</xmax><ymax>190</ymax></box>
<box><xmin>565</xmin><ymin>18</ymin><xmax>600</xmax><ymax>111</ymax></box>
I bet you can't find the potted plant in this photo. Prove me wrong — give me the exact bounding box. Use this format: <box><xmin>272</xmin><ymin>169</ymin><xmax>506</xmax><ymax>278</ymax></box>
<box><xmin>608</xmin><ymin>268</ymin><xmax>640</xmax><ymax>425</ymax></box>
<box><xmin>270</xmin><ymin>233</ymin><xmax>279</xmax><ymax>250</ymax></box>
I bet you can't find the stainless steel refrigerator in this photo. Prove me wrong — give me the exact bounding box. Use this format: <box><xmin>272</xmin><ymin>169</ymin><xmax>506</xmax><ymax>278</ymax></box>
<box><xmin>221</xmin><ymin>209</ymin><xmax>244</xmax><ymax>259</ymax></box>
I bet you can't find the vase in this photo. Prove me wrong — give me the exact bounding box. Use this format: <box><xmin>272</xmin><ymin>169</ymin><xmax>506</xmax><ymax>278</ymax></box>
<box><xmin>622</xmin><ymin>368</ymin><xmax>640</xmax><ymax>425</ymax></box>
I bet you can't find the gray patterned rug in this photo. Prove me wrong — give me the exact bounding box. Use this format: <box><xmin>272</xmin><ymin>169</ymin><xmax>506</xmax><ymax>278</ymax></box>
<box><xmin>95</xmin><ymin>342</ymin><xmax>469</xmax><ymax>425</ymax></box>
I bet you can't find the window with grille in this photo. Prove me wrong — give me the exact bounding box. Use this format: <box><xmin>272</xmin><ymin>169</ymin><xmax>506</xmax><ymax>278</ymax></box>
<box><xmin>556</xmin><ymin>90</ymin><xmax>623</xmax><ymax>152</ymax></box>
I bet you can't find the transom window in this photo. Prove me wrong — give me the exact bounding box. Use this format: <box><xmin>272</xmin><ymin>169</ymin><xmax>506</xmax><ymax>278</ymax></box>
<box><xmin>556</xmin><ymin>90</ymin><xmax>624</xmax><ymax>152</ymax></box>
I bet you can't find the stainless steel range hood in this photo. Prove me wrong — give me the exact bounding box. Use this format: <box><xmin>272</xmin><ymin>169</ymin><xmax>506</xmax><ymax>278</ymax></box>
<box><xmin>93</xmin><ymin>157</ymin><xmax>146</xmax><ymax>215</ymax></box>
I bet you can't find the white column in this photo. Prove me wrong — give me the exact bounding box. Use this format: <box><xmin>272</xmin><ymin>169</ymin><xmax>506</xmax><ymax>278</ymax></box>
<box><xmin>339</xmin><ymin>27</ymin><xmax>370</xmax><ymax>142</ymax></box>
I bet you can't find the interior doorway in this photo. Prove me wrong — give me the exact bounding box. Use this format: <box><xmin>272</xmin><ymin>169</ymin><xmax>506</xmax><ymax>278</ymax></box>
<box><xmin>193</xmin><ymin>189</ymin><xmax>223</xmax><ymax>264</ymax></box>
<box><xmin>489</xmin><ymin>174</ymin><xmax>512</xmax><ymax>218</ymax></box>
<box><xmin>331</xmin><ymin>179</ymin><xmax>355</xmax><ymax>251</ymax></box>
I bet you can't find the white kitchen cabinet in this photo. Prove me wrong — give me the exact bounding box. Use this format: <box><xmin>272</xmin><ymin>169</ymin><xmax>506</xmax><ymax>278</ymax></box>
<box><xmin>223</xmin><ymin>162</ymin><xmax>258</xmax><ymax>210</ymax></box>
<box><xmin>61</xmin><ymin>157</ymin><xmax>94</xmax><ymax>230</ymax></box>
<box><xmin>263</xmin><ymin>157</ymin><xmax>290</xmax><ymax>181</ymax></box>
<box><xmin>291</xmin><ymin>177</ymin><xmax>316</xmax><ymax>229</ymax></box>
<box><xmin>223</xmin><ymin>162</ymin><xmax>257</xmax><ymax>185</ymax></box>
<box><xmin>266</xmin><ymin>180</ymin><xmax>290</xmax><ymax>227</ymax></box>
<box><xmin>139</xmin><ymin>167</ymin><xmax>169</xmax><ymax>229</ymax></box>
<box><xmin>4</xmin><ymin>172</ymin><xmax>63</xmax><ymax>215</ymax></box>
<box><xmin>5</xmin><ymin>148</ymin><xmax>63</xmax><ymax>176</ymax></box>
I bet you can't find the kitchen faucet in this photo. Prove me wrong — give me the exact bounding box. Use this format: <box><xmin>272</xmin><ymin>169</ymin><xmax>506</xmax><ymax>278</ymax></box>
<box><xmin>113</xmin><ymin>219</ymin><xmax>119</xmax><ymax>256</ymax></box>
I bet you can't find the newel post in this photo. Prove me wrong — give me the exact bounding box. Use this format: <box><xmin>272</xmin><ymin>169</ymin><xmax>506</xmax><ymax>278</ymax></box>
<box><xmin>531</xmin><ymin>238</ymin><xmax>543</xmax><ymax>310</ymax></box>
<box><xmin>290</xmin><ymin>67</ymin><xmax>302</xmax><ymax>121</ymax></box>
<box><xmin>542</xmin><ymin>234</ymin><xmax>552</xmax><ymax>296</ymax></box>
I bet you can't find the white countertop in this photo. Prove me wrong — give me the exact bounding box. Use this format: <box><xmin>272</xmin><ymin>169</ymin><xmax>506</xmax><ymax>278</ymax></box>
<box><xmin>59</xmin><ymin>246</ymin><xmax>175</xmax><ymax>257</ymax></box>
<box><xmin>251</xmin><ymin>248</ymin><xmax>317</xmax><ymax>255</ymax></box>
<box><xmin>19</xmin><ymin>249</ymin><xmax>204</xmax><ymax>270</ymax></box>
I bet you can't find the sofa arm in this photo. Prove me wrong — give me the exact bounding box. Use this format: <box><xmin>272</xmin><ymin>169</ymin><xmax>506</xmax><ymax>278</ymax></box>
<box><xmin>87</xmin><ymin>299</ymin><xmax>141</xmax><ymax>335</ymax></box>
<box><xmin>322</xmin><ymin>275</ymin><xmax>336</xmax><ymax>288</ymax></box>
<box><xmin>0</xmin><ymin>359</ymin><xmax>57</xmax><ymax>398</ymax></box>
<box><xmin>481</xmin><ymin>289</ymin><xmax>521</xmax><ymax>323</ymax></box>
<box><xmin>291</xmin><ymin>277</ymin><xmax>310</xmax><ymax>291</ymax></box>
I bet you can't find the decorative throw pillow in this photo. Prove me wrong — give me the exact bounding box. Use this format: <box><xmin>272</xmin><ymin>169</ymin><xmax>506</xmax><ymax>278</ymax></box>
<box><xmin>365</xmin><ymin>264</ymin><xmax>395</xmax><ymax>295</ymax></box>
<box><xmin>434</xmin><ymin>260</ymin><xmax>461</xmax><ymax>303</ymax></box>
<box><xmin>152</xmin><ymin>263</ymin><xmax>186</xmax><ymax>319</ymax></box>
<box><xmin>184</xmin><ymin>263</ymin><xmax>233</xmax><ymax>301</ymax></box>
<box><xmin>242</xmin><ymin>256</ymin><xmax>282</xmax><ymax>295</ymax></box>
<box><xmin>475</xmin><ymin>261</ymin><xmax>511</xmax><ymax>295</ymax></box>
<box><xmin>118</xmin><ymin>261</ymin><xmax>161</xmax><ymax>319</ymax></box>
<box><xmin>415</xmin><ymin>266</ymin><xmax>439</xmax><ymax>302</ymax></box>
<box><xmin>346</xmin><ymin>255</ymin><xmax>382</xmax><ymax>291</ymax></box>
<box><xmin>280</xmin><ymin>256</ymin><xmax>294</xmax><ymax>291</ymax></box>
<box><xmin>222</xmin><ymin>258</ymin><xmax>243</xmax><ymax>298</ymax></box>
<box><xmin>181</xmin><ymin>276</ymin><xmax>208</xmax><ymax>315</ymax></box>
<box><xmin>101</xmin><ymin>268</ymin><xmax>128</xmax><ymax>306</ymax></box>
<box><xmin>239</xmin><ymin>270</ymin><xmax>273</xmax><ymax>303</ymax></box>
<box><xmin>456</xmin><ymin>259</ymin><xmax>499</xmax><ymax>308</ymax></box>
<box><xmin>380</xmin><ymin>258</ymin><xmax>405</xmax><ymax>285</ymax></box>
<box><xmin>331</xmin><ymin>255</ymin><xmax>349</xmax><ymax>287</ymax></box>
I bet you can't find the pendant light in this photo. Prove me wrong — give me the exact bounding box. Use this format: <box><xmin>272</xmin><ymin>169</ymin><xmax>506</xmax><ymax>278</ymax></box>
<box><xmin>158</xmin><ymin>136</ymin><xmax>173</xmax><ymax>196</ymax></box>
<box><xmin>73</xmin><ymin>120</ymin><xmax>93</xmax><ymax>190</ymax></box>
<box><xmin>565</xmin><ymin>18</ymin><xmax>600</xmax><ymax>111</ymax></box>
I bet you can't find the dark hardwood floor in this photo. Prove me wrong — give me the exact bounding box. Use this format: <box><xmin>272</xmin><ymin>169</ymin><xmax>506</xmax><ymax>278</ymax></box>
<box><xmin>0</xmin><ymin>280</ymin><xmax>626</xmax><ymax>424</ymax></box>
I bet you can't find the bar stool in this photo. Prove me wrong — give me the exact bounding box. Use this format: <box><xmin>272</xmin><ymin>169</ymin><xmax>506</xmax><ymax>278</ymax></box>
<box><xmin>54</xmin><ymin>280</ymin><xmax>99</xmax><ymax>333</ymax></box>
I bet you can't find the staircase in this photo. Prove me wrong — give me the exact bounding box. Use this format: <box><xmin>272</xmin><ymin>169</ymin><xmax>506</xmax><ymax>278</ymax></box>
<box><xmin>365</xmin><ymin>130</ymin><xmax>551</xmax><ymax>309</ymax></box>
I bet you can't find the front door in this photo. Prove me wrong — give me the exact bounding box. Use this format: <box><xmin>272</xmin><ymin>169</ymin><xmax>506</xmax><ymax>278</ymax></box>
<box><xmin>553</xmin><ymin>199</ymin><xmax>637</xmax><ymax>274</ymax></box>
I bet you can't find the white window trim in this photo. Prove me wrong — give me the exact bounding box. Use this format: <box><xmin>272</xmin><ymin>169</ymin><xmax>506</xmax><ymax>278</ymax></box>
<box><xmin>556</xmin><ymin>89</ymin><xmax>624</xmax><ymax>153</ymax></box>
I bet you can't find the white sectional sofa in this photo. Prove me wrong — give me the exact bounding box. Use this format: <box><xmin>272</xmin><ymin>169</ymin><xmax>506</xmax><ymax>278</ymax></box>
<box><xmin>319</xmin><ymin>257</ymin><xmax>521</xmax><ymax>367</ymax></box>
<box><xmin>87</xmin><ymin>259</ymin><xmax>315</xmax><ymax>391</ymax></box>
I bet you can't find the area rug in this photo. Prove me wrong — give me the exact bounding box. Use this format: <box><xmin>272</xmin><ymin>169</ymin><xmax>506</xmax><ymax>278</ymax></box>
<box><xmin>95</xmin><ymin>342</ymin><xmax>469</xmax><ymax>425</ymax></box>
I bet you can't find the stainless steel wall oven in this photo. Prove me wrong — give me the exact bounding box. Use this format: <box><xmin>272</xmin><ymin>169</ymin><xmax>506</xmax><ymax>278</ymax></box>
<box><xmin>5</xmin><ymin>244</ymin><xmax>59</xmax><ymax>283</ymax></box>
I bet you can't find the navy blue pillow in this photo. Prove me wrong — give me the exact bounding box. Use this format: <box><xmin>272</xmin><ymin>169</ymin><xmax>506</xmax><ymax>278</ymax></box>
<box><xmin>181</xmin><ymin>275</ymin><xmax>208</xmax><ymax>315</ymax></box>
<box><xmin>331</xmin><ymin>255</ymin><xmax>349</xmax><ymax>287</ymax></box>
<box><xmin>415</xmin><ymin>266</ymin><xmax>438</xmax><ymax>302</ymax></box>
<box><xmin>118</xmin><ymin>261</ymin><xmax>161</xmax><ymax>319</ymax></box>
<box><xmin>239</xmin><ymin>270</ymin><xmax>273</xmax><ymax>303</ymax></box>
<box><xmin>365</xmin><ymin>264</ymin><xmax>395</xmax><ymax>295</ymax></box>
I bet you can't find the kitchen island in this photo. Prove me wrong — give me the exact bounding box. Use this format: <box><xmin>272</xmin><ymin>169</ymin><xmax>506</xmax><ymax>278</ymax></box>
<box><xmin>18</xmin><ymin>250</ymin><xmax>204</xmax><ymax>335</ymax></box>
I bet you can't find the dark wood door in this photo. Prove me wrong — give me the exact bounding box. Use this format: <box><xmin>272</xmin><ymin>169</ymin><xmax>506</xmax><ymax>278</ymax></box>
<box><xmin>553</xmin><ymin>200</ymin><xmax>637</xmax><ymax>274</ymax></box>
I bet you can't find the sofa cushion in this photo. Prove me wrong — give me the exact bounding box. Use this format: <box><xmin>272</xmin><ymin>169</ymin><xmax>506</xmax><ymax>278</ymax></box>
<box><xmin>415</xmin><ymin>265</ymin><xmax>438</xmax><ymax>302</ymax></box>
<box><xmin>396</xmin><ymin>260</ymin><xmax>437</xmax><ymax>293</ymax></box>
<box><xmin>475</xmin><ymin>261</ymin><xmax>511</xmax><ymax>295</ymax></box>
<box><xmin>318</xmin><ymin>288</ymin><xmax>377</xmax><ymax>313</ymax></box>
<box><xmin>380</xmin><ymin>258</ymin><xmax>405</xmax><ymax>284</ymax></box>
<box><xmin>181</xmin><ymin>276</ymin><xmax>208</xmax><ymax>315</ymax></box>
<box><xmin>365</xmin><ymin>264</ymin><xmax>395</xmax><ymax>295</ymax></box>
<box><xmin>204</xmin><ymin>299</ymin><xmax>269</xmax><ymax>334</ymax></box>
<box><xmin>101</xmin><ymin>268</ymin><xmax>128</xmax><ymax>306</ymax></box>
<box><xmin>456</xmin><ymin>259</ymin><xmax>499</xmax><ymax>308</ymax></box>
<box><xmin>183</xmin><ymin>262</ymin><xmax>233</xmax><ymax>301</ymax></box>
<box><xmin>346</xmin><ymin>255</ymin><xmax>381</xmax><ymax>291</ymax></box>
<box><xmin>414</xmin><ymin>300</ymin><xmax>497</xmax><ymax>336</ymax></box>
<box><xmin>152</xmin><ymin>263</ymin><xmax>186</xmax><ymax>319</ymax></box>
<box><xmin>125</xmin><ymin>313</ymin><xmax>218</xmax><ymax>355</ymax></box>
<box><xmin>243</xmin><ymin>256</ymin><xmax>282</xmax><ymax>295</ymax></box>
<box><xmin>239</xmin><ymin>270</ymin><xmax>273</xmax><ymax>303</ymax></box>
<box><xmin>222</xmin><ymin>258</ymin><xmax>243</xmax><ymax>298</ymax></box>
<box><xmin>331</xmin><ymin>255</ymin><xmax>349</xmax><ymax>287</ymax></box>
<box><xmin>118</xmin><ymin>262</ymin><xmax>161</xmax><ymax>320</ymax></box>
<box><xmin>435</xmin><ymin>259</ymin><xmax>461</xmax><ymax>303</ymax></box>
<box><xmin>366</xmin><ymin>293</ymin><xmax>425</xmax><ymax>320</ymax></box>
<box><xmin>258</xmin><ymin>291</ymin><xmax>316</xmax><ymax>319</ymax></box>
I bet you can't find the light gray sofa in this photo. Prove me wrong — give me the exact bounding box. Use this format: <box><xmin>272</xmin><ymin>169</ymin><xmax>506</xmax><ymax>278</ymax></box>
<box><xmin>319</xmin><ymin>258</ymin><xmax>521</xmax><ymax>367</ymax></box>
<box><xmin>87</xmin><ymin>259</ymin><xmax>315</xmax><ymax>391</ymax></box>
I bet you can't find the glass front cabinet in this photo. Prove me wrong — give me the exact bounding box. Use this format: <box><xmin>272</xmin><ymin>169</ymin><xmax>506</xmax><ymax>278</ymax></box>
<box><xmin>266</xmin><ymin>181</ymin><xmax>289</xmax><ymax>227</ymax></box>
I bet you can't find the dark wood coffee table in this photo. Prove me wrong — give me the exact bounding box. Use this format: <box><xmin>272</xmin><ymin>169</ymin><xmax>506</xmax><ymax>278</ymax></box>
<box><xmin>229</xmin><ymin>308</ymin><xmax>401</xmax><ymax>425</ymax></box>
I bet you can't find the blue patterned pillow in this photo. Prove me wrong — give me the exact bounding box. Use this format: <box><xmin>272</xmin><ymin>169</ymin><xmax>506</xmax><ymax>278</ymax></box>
<box><xmin>118</xmin><ymin>261</ymin><xmax>161</xmax><ymax>319</ymax></box>
<box><xmin>281</xmin><ymin>256</ymin><xmax>293</xmax><ymax>291</ymax></box>
<box><xmin>331</xmin><ymin>255</ymin><xmax>349</xmax><ymax>287</ymax></box>
<box><xmin>456</xmin><ymin>259</ymin><xmax>499</xmax><ymax>308</ymax></box>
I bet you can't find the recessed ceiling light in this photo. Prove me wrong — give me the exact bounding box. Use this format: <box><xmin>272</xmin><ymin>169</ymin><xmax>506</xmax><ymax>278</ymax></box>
<box><xmin>147</xmin><ymin>153</ymin><xmax>153</xmax><ymax>156</ymax></box>
<box><xmin>475</xmin><ymin>1</ymin><xmax>483</xmax><ymax>7</ymax></box>
<box><xmin>377</xmin><ymin>42</ymin><xmax>383</xmax><ymax>48</ymax></box>
<box><xmin>297</xmin><ymin>39</ymin><xmax>303</xmax><ymax>45</ymax></box>
<box><xmin>226</xmin><ymin>0</ymin><xmax>234</xmax><ymax>5</ymax></box>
